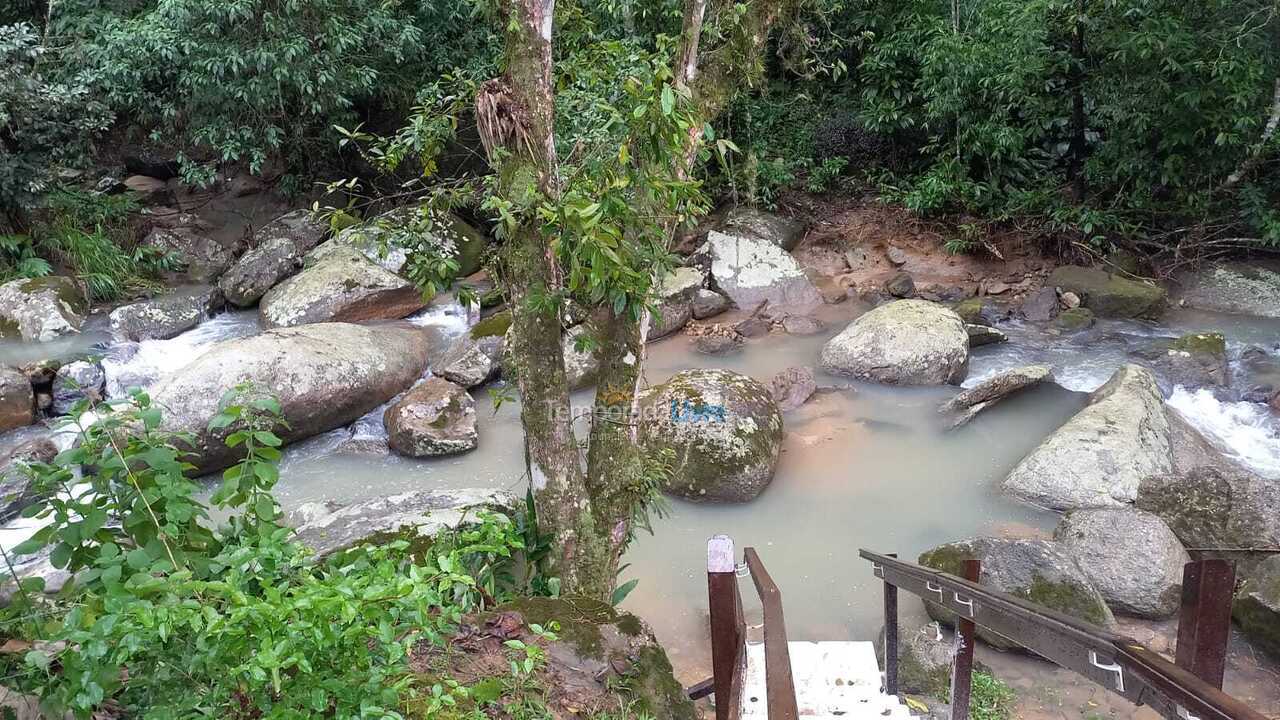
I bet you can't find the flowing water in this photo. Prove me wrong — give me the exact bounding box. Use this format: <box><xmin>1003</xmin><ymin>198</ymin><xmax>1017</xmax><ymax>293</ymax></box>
<box><xmin>2</xmin><ymin>296</ymin><xmax>1279</xmax><ymax>704</ymax></box>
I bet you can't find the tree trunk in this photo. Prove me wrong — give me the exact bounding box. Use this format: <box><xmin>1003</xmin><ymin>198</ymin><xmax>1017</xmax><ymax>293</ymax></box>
<box><xmin>1067</xmin><ymin>0</ymin><xmax>1089</xmax><ymax>202</ymax></box>
<box><xmin>1220</xmin><ymin>77</ymin><xmax>1280</xmax><ymax>192</ymax></box>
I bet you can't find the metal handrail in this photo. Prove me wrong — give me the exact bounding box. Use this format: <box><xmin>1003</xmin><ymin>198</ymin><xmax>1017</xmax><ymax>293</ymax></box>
<box><xmin>744</xmin><ymin>547</ymin><xmax>799</xmax><ymax>720</ymax></box>
<box><xmin>860</xmin><ymin>549</ymin><xmax>1267</xmax><ymax>720</ymax></box>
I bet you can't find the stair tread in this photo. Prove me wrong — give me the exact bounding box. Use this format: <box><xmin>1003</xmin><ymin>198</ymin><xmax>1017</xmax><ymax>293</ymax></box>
<box><xmin>739</xmin><ymin>641</ymin><xmax>914</xmax><ymax>719</ymax></box>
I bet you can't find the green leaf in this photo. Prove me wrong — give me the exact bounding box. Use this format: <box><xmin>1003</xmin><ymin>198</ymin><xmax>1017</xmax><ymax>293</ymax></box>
<box><xmin>610</xmin><ymin>578</ymin><xmax>639</xmax><ymax>606</ymax></box>
<box><xmin>660</xmin><ymin>85</ymin><xmax>675</xmax><ymax>116</ymax></box>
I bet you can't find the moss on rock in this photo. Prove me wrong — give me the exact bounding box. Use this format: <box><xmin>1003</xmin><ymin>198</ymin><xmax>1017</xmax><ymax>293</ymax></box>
<box><xmin>1232</xmin><ymin>555</ymin><xmax>1280</xmax><ymax>659</ymax></box>
<box><xmin>1047</xmin><ymin>266</ymin><xmax>1166</xmax><ymax>319</ymax></box>
<box><xmin>470</xmin><ymin>310</ymin><xmax>512</xmax><ymax>340</ymax></box>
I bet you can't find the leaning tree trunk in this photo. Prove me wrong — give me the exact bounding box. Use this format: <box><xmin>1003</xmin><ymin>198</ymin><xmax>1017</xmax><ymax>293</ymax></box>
<box><xmin>1067</xmin><ymin>0</ymin><xmax>1089</xmax><ymax>202</ymax></box>
<box><xmin>479</xmin><ymin>0</ymin><xmax>602</xmax><ymax>593</ymax></box>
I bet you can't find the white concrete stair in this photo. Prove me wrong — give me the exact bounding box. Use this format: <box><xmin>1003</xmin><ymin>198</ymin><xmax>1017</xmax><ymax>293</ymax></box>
<box><xmin>739</xmin><ymin>641</ymin><xmax>914</xmax><ymax>719</ymax></box>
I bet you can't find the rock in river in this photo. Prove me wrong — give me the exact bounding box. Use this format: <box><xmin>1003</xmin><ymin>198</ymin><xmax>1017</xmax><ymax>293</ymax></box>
<box><xmin>0</xmin><ymin>277</ymin><xmax>87</xmax><ymax>342</ymax></box>
<box><xmin>1047</xmin><ymin>265</ymin><xmax>1166</xmax><ymax>319</ymax></box>
<box><xmin>1002</xmin><ymin>364</ymin><xmax>1171</xmax><ymax>510</ymax></box>
<box><xmin>1176</xmin><ymin>261</ymin><xmax>1280</xmax><ymax>318</ymax></box>
<box><xmin>919</xmin><ymin>537</ymin><xmax>1114</xmax><ymax>650</ymax></box>
<box><xmin>1136</xmin><ymin>465</ymin><xmax>1280</xmax><ymax>561</ymax></box>
<box><xmin>218</xmin><ymin>209</ymin><xmax>330</xmax><ymax>307</ymax></box>
<box><xmin>51</xmin><ymin>360</ymin><xmax>105</xmax><ymax>415</ymax></box>
<box><xmin>384</xmin><ymin>378</ymin><xmax>478</xmax><ymax>457</ymax></box>
<box><xmin>291</xmin><ymin>488</ymin><xmax>518</xmax><ymax>559</ymax></box>
<box><xmin>718</xmin><ymin>206</ymin><xmax>805</xmax><ymax>251</ymax></box>
<box><xmin>149</xmin><ymin>322</ymin><xmax>430</xmax><ymax>473</ymax></box>
<box><xmin>646</xmin><ymin>267</ymin><xmax>703</xmax><ymax>340</ymax></box>
<box><xmin>1233</xmin><ymin>555</ymin><xmax>1280</xmax><ymax>659</ymax></box>
<box><xmin>1129</xmin><ymin>332</ymin><xmax>1229</xmax><ymax>391</ymax></box>
<box><xmin>0</xmin><ymin>366</ymin><xmax>34</xmax><ymax>433</ymax></box>
<box><xmin>1053</xmin><ymin>508</ymin><xmax>1189</xmax><ymax>618</ymax></box>
<box><xmin>109</xmin><ymin>284</ymin><xmax>224</xmax><ymax>341</ymax></box>
<box><xmin>637</xmin><ymin>369</ymin><xmax>783</xmax><ymax>503</ymax></box>
<box><xmin>820</xmin><ymin>300</ymin><xmax>969</xmax><ymax>385</ymax></box>
<box><xmin>259</xmin><ymin>247</ymin><xmax>425</xmax><ymax>328</ymax></box>
<box><xmin>704</xmin><ymin>230</ymin><xmax>821</xmax><ymax>312</ymax></box>
<box><xmin>939</xmin><ymin>364</ymin><xmax>1052</xmax><ymax>429</ymax></box>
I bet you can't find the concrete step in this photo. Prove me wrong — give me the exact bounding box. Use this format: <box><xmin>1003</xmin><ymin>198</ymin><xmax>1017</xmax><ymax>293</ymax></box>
<box><xmin>739</xmin><ymin>640</ymin><xmax>914</xmax><ymax>719</ymax></box>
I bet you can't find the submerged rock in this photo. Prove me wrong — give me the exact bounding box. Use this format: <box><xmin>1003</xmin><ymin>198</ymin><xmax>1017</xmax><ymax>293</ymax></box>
<box><xmin>148</xmin><ymin>322</ymin><xmax>430</xmax><ymax>473</ymax></box>
<box><xmin>51</xmin><ymin>360</ymin><xmax>105</xmax><ymax>415</ymax></box>
<box><xmin>705</xmin><ymin>230</ymin><xmax>821</xmax><ymax>312</ymax></box>
<box><xmin>384</xmin><ymin>378</ymin><xmax>478</xmax><ymax>458</ymax></box>
<box><xmin>1233</xmin><ymin>555</ymin><xmax>1280</xmax><ymax>659</ymax></box>
<box><xmin>0</xmin><ymin>277</ymin><xmax>87</xmax><ymax>342</ymax></box>
<box><xmin>769</xmin><ymin>366</ymin><xmax>817</xmax><ymax>411</ymax></box>
<box><xmin>1047</xmin><ymin>266</ymin><xmax>1166</xmax><ymax>319</ymax></box>
<box><xmin>638</xmin><ymin>369</ymin><xmax>783</xmax><ymax>503</ymax></box>
<box><xmin>719</xmin><ymin>206</ymin><xmax>805</xmax><ymax>251</ymax></box>
<box><xmin>1002</xmin><ymin>364</ymin><xmax>1171</xmax><ymax>510</ymax></box>
<box><xmin>939</xmin><ymin>365</ymin><xmax>1052</xmax><ymax>429</ymax></box>
<box><xmin>1130</xmin><ymin>332</ymin><xmax>1229</xmax><ymax>390</ymax></box>
<box><xmin>1177</xmin><ymin>262</ymin><xmax>1280</xmax><ymax>318</ymax></box>
<box><xmin>291</xmin><ymin>488</ymin><xmax>518</xmax><ymax>559</ymax></box>
<box><xmin>219</xmin><ymin>210</ymin><xmax>330</xmax><ymax>306</ymax></box>
<box><xmin>259</xmin><ymin>247</ymin><xmax>425</xmax><ymax>328</ymax></box>
<box><xmin>1054</xmin><ymin>307</ymin><xmax>1095</xmax><ymax>331</ymax></box>
<box><xmin>109</xmin><ymin>285</ymin><xmax>224</xmax><ymax>341</ymax></box>
<box><xmin>0</xmin><ymin>366</ymin><xmax>33</xmax><ymax>432</ymax></box>
<box><xmin>1053</xmin><ymin>508</ymin><xmax>1189</xmax><ymax>618</ymax></box>
<box><xmin>693</xmin><ymin>330</ymin><xmax>744</xmax><ymax>356</ymax></box>
<box><xmin>919</xmin><ymin>537</ymin><xmax>1115</xmax><ymax>650</ymax></box>
<box><xmin>820</xmin><ymin>300</ymin><xmax>969</xmax><ymax>385</ymax></box>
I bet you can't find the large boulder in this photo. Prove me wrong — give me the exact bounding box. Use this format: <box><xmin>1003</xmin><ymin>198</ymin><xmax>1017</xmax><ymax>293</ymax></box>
<box><xmin>51</xmin><ymin>360</ymin><xmax>105</xmax><ymax>415</ymax></box>
<box><xmin>1053</xmin><ymin>508</ymin><xmax>1189</xmax><ymax>618</ymax></box>
<box><xmin>1130</xmin><ymin>332</ymin><xmax>1229</xmax><ymax>390</ymax></box>
<box><xmin>0</xmin><ymin>277</ymin><xmax>87</xmax><ymax>342</ymax></box>
<box><xmin>637</xmin><ymin>369</ymin><xmax>783</xmax><ymax>502</ymax></box>
<box><xmin>384</xmin><ymin>378</ymin><xmax>478</xmax><ymax>457</ymax></box>
<box><xmin>0</xmin><ymin>437</ymin><xmax>56</xmax><ymax>522</ymax></box>
<box><xmin>919</xmin><ymin>537</ymin><xmax>1115</xmax><ymax>650</ymax></box>
<box><xmin>719</xmin><ymin>206</ymin><xmax>805</xmax><ymax>251</ymax></box>
<box><xmin>1046</xmin><ymin>266</ymin><xmax>1165</xmax><ymax>319</ymax></box>
<box><xmin>291</xmin><ymin>488</ymin><xmax>518</xmax><ymax>559</ymax></box>
<box><xmin>0</xmin><ymin>366</ymin><xmax>33</xmax><ymax>432</ymax></box>
<box><xmin>1136</xmin><ymin>466</ymin><xmax>1280</xmax><ymax>558</ymax></box>
<box><xmin>109</xmin><ymin>285</ymin><xmax>224</xmax><ymax>341</ymax></box>
<box><xmin>820</xmin><ymin>300</ymin><xmax>969</xmax><ymax>385</ymax></box>
<box><xmin>258</xmin><ymin>247</ymin><xmax>425</xmax><ymax>328</ymax></box>
<box><xmin>218</xmin><ymin>210</ymin><xmax>330</xmax><ymax>306</ymax></box>
<box><xmin>1177</xmin><ymin>262</ymin><xmax>1280</xmax><ymax>318</ymax></box>
<box><xmin>1002</xmin><ymin>364</ymin><xmax>1171</xmax><ymax>510</ymax></box>
<box><xmin>313</xmin><ymin>205</ymin><xmax>487</xmax><ymax>277</ymax></box>
<box><xmin>940</xmin><ymin>365</ymin><xmax>1052</xmax><ymax>429</ymax></box>
<box><xmin>142</xmin><ymin>227</ymin><xmax>239</xmax><ymax>282</ymax></box>
<box><xmin>646</xmin><ymin>267</ymin><xmax>703</xmax><ymax>340</ymax></box>
<box><xmin>705</xmin><ymin>230</ymin><xmax>821</xmax><ymax>312</ymax></box>
<box><xmin>148</xmin><ymin>322</ymin><xmax>430</xmax><ymax>473</ymax></box>
<box><xmin>1233</xmin><ymin>555</ymin><xmax>1280</xmax><ymax>659</ymax></box>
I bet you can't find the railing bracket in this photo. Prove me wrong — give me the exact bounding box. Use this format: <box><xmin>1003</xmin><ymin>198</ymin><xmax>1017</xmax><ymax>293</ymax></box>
<box><xmin>925</xmin><ymin>581</ymin><xmax>944</xmax><ymax>601</ymax></box>
<box><xmin>953</xmin><ymin>592</ymin><xmax>975</xmax><ymax>617</ymax></box>
<box><xmin>1089</xmin><ymin>651</ymin><xmax>1125</xmax><ymax>693</ymax></box>
<box><xmin>735</xmin><ymin>562</ymin><xmax>750</xmax><ymax>578</ymax></box>
<box><xmin>1177</xmin><ymin>706</ymin><xmax>1201</xmax><ymax>720</ymax></box>
<box><xmin>872</xmin><ymin>562</ymin><xmax>884</xmax><ymax>578</ymax></box>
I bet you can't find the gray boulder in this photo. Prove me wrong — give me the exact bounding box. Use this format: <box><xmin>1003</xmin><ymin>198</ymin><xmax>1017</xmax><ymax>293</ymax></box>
<box><xmin>1177</xmin><ymin>262</ymin><xmax>1280</xmax><ymax>318</ymax></box>
<box><xmin>876</xmin><ymin>621</ymin><xmax>955</xmax><ymax>698</ymax></box>
<box><xmin>1002</xmin><ymin>364</ymin><xmax>1171</xmax><ymax>510</ymax></box>
<box><xmin>637</xmin><ymin>369</ymin><xmax>783</xmax><ymax>502</ymax></box>
<box><xmin>1019</xmin><ymin>287</ymin><xmax>1059</xmax><ymax>322</ymax></box>
<box><xmin>719</xmin><ymin>206</ymin><xmax>805</xmax><ymax>251</ymax></box>
<box><xmin>769</xmin><ymin>366</ymin><xmax>816</xmax><ymax>411</ymax></box>
<box><xmin>1130</xmin><ymin>332</ymin><xmax>1229</xmax><ymax>390</ymax></box>
<box><xmin>314</xmin><ymin>204</ymin><xmax>487</xmax><ymax>278</ymax></box>
<box><xmin>1233</xmin><ymin>555</ymin><xmax>1280</xmax><ymax>659</ymax></box>
<box><xmin>820</xmin><ymin>300</ymin><xmax>969</xmax><ymax>386</ymax></box>
<box><xmin>109</xmin><ymin>285</ymin><xmax>223</xmax><ymax>341</ymax></box>
<box><xmin>646</xmin><ymin>267</ymin><xmax>704</xmax><ymax>340</ymax></box>
<box><xmin>966</xmin><ymin>324</ymin><xmax>1007</xmax><ymax>347</ymax></box>
<box><xmin>142</xmin><ymin>227</ymin><xmax>239</xmax><ymax>282</ymax></box>
<box><xmin>218</xmin><ymin>210</ymin><xmax>329</xmax><ymax>306</ymax></box>
<box><xmin>291</xmin><ymin>488</ymin><xmax>518</xmax><ymax>559</ymax></box>
<box><xmin>51</xmin><ymin>360</ymin><xmax>105</xmax><ymax>415</ymax></box>
<box><xmin>1047</xmin><ymin>266</ymin><xmax>1165</xmax><ymax>319</ymax></box>
<box><xmin>0</xmin><ymin>437</ymin><xmax>56</xmax><ymax>522</ymax></box>
<box><xmin>384</xmin><ymin>378</ymin><xmax>478</xmax><ymax>457</ymax></box>
<box><xmin>940</xmin><ymin>365</ymin><xmax>1052</xmax><ymax>429</ymax></box>
<box><xmin>0</xmin><ymin>277</ymin><xmax>87</xmax><ymax>342</ymax></box>
<box><xmin>259</xmin><ymin>247</ymin><xmax>425</xmax><ymax>328</ymax></box>
<box><xmin>564</xmin><ymin>324</ymin><xmax>599</xmax><ymax>390</ymax></box>
<box><xmin>705</xmin><ymin>230</ymin><xmax>821</xmax><ymax>312</ymax></box>
<box><xmin>435</xmin><ymin>334</ymin><xmax>503</xmax><ymax>388</ymax></box>
<box><xmin>692</xmin><ymin>289</ymin><xmax>730</xmax><ymax>319</ymax></box>
<box><xmin>919</xmin><ymin>537</ymin><xmax>1115</xmax><ymax>650</ymax></box>
<box><xmin>1136</xmin><ymin>465</ymin><xmax>1280</xmax><ymax>558</ymax></box>
<box><xmin>148</xmin><ymin>322</ymin><xmax>430</xmax><ymax>473</ymax></box>
<box><xmin>0</xmin><ymin>366</ymin><xmax>33</xmax><ymax>432</ymax></box>
<box><xmin>1053</xmin><ymin>508</ymin><xmax>1189</xmax><ymax>618</ymax></box>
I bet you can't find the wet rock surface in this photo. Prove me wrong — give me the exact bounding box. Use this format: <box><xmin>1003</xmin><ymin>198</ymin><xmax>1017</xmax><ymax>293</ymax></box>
<box><xmin>0</xmin><ymin>366</ymin><xmax>34</xmax><ymax>432</ymax></box>
<box><xmin>109</xmin><ymin>285</ymin><xmax>223</xmax><ymax>341</ymax></box>
<box><xmin>1053</xmin><ymin>508</ymin><xmax>1189</xmax><ymax>618</ymax></box>
<box><xmin>940</xmin><ymin>365</ymin><xmax>1052</xmax><ymax>429</ymax></box>
<box><xmin>384</xmin><ymin>378</ymin><xmax>478</xmax><ymax>457</ymax></box>
<box><xmin>820</xmin><ymin>299</ymin><xmax>969</xmax><ymax>385</ymax></box>
<box><xmin>259</xmin><ymin>247</ymin><xmax>425</xmax><ymax>328</ymax></box>
<box><xmin>0</xmin><ymin>277</ymin><xmax>87</xmax><ymax>342</ymax></box>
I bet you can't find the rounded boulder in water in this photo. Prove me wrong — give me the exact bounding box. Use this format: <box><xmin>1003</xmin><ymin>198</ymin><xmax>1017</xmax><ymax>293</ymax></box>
<box><xmin>820</xmin><ymin>299</ymin><xmax>969</xmax><ymax>385</ymax></box>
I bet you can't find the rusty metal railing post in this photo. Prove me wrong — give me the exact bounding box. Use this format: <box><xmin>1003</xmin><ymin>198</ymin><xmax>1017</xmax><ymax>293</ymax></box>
<box><xmin>1175</xmin><ymin>559</ymin><xmax>1236</xmax><ymax>689</ymax></box>
<box><xmin>882</xmin><ymin>552</ymin><xmax>899</xmax><ymax>697</ymax></box>
<box><xmin>744</xmin><ymin>547</ymin><xmax>800</xmax><ymax>720</ymax></box>
<box><xmin>708</xmin><ymin>535</ymin><xmax>744</xmax><ymax>720</ymax></box>
<box><xmin>950</xmin><ymin>559</ymin><xmax>981</xmax><ymax>720</ymax></box>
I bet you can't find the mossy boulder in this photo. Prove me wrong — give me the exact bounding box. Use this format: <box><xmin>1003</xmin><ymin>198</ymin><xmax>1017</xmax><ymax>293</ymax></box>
<box><xmin>820</xmin><ymin>299</ymin><xmax>970</xmax><ymax>386</ymax></box>
<box><xmin>637</xmin><ymin>369</ymin><xmax>784</xmax><ymax>502</ymax></box>
<box><xmin>1054</xmin><ymin>307</ymin><xmax>1095</xmax><ymax>332</ymax></box>
<box><xmin>1136</xmin><ymin>466</ymin><xmax>1280</xmax><ymax>563</ymax></box>
<box><xmin>384</xmin><ymin>378</ymin><xmax>478</xmax><ymax>457</ymax></box>
<box><xmin>471</xmin><ymin>309</ymin><xmax>512</xmax><ymax>340</ymax></box>
<box><xmin>434</xmin><ymin>597</ymin><xmax>695</xmax><ymax>720</ymax></box>
<box><xmin>259</xmin><ymin>247</ymin><xmax>425</xmax><ymax>328</ymax></box>
<box><xmin>875</xmin><ymin>621</ymin><xmax>956</xmax><ymax>698</ymax></box>
<box><xmin>919</xmin><ymin>537</ymin><xmax>1115</xmax><ymax>651</ymax></box>
<box><xmin>1046</xmin><ymin>265</ymin><xmax>1166</xmax><ymax>319</ymax></box>
<box><xmin>1129</xmin><ymin>332</ymin><xmax>1230</xmax><ymax>391</ymax></box>
<box><xmin>1176</xmin><ymin>261</ymin><xmax>1280</xmax><ymax>318</ymax></box>
<box><xmin>1233</xmin><ymin>555</ymin><xmax>1280</xmax><ymax>659</ymax></box>
<box><xmin>0</xmin><ymin>276</ymin><xmax>87</xmax><ymax>342</ymax></box>
<box><xmin>314</xmin><ymin>203</ymin><xmax>487</xmax><ymax>278</ymax></box>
